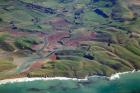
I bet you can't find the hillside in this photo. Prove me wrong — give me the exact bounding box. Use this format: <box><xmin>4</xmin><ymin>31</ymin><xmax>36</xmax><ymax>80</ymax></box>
<box><xmin>0</xmin><ymin>0</ymin><xmax>140</xmax><ymax>79</ymax></box>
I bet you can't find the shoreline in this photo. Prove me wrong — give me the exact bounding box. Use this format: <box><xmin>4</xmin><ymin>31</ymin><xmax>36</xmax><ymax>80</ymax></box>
<box><xmin>0</xmin><ymin>69</ymin><xmax>139</xmax><ymax>85</ymax></box>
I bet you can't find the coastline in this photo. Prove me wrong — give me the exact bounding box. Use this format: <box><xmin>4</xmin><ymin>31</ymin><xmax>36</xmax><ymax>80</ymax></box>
<box><xmin>0</xmin><ymin>69</ymin><xmax>139</xmax><ymax>85</ymax></box>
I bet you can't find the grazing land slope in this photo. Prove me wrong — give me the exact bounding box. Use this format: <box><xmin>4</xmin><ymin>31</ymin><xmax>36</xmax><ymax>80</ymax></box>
<box><xmin>0</xmin><ymin>0</ymin><xmax>140</xmax><ymax>79</ymax></box>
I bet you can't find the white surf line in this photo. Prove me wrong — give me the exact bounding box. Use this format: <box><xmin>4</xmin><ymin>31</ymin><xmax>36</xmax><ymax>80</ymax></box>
<box><xmin>0</xmin><ymin>69</ymin><xmax>139</xmax><ymax>85</ymax></box>
<box><xmin>109</xmin><ymin>69</ymin><xmax>136</xmax><ymax>80</ymax></box>
<box><xmin>0</xmin><ymin>77</ymin><xmax>88</xmax><ymax>85</ymax></box>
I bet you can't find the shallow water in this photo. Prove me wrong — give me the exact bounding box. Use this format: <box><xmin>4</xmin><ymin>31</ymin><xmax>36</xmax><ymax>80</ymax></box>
<box><xmin>0</xmin><ymin>72</ymin><xmax>140</xmax><ymax>93</ymax></box>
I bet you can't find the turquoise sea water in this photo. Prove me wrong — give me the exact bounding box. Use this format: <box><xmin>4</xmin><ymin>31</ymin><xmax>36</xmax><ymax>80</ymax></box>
<box><xmin>0</xmin><ymin>72</ymin><xmax>140</xmax><ymax>93</ymax></box>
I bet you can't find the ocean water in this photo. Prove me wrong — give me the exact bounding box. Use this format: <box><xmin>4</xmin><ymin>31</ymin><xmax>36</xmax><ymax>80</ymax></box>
<box><xmin>0</xmin><ymin>72</ymin><xmax>140</xmax><ymax>93</ymax></box>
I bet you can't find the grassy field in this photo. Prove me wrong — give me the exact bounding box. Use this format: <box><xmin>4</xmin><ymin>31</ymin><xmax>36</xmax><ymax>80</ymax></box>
<box><xmin>0</xmin><ymin>57</ymin><xmax>16</xmax><ymax>72</ymax></box>
<box><xmin>0</xmin><ymin>0</ymin><xmax>140</xmax><ymax>79</ymax></box>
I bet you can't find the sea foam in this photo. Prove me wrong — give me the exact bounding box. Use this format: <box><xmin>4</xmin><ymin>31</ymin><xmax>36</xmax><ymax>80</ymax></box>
<box><xmin>0</xmin><ymin>69</ymin><xmax>138</xmax><ymax>85</ymax></box>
